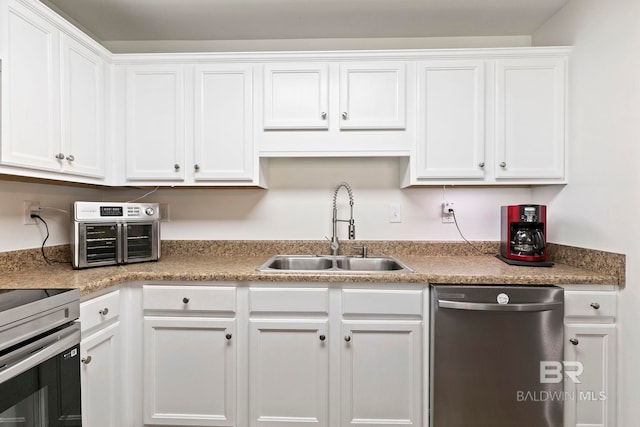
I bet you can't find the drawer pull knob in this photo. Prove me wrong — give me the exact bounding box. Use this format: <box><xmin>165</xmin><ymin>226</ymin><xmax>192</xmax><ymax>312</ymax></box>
<box><xmin>182</xmin><ymin>297</ymin><xmax>190</xmax><ymax>304</ymax></box>
<box><xmin>98</xmin><ymin>308</ymin><xmax>109</xmax><ymax>316</ymax></box>
<box><xmin>225</xmin><ymin>333</ymin><xmax>232</xmax><ymax>340</ymax></box>
<box><xmin>569</xmin><ymin>338</ymin><xmax>579</xmax><ymax>346</ymax></box>
<box><xmin>344</xmin><ymin>335</ymin><xmax>351</xmax><ymax>342</ymax></box>
<box><xmin>590</xmin><ymin>302</ymin><xmax>601</xmax><ymax>310</ymax></box>
<box><xmin>81</xmin><ymin>356</ymin><xmax>92</xmax><ymax>365</ymax></box>
<box><xmin>319</xmin><ymin>334</ymin><xmax>326</xmax><ymax>341</ymax></box>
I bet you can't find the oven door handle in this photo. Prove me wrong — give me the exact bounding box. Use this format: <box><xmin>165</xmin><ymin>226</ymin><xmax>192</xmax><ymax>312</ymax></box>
<box><xmin>0</xmin><ymin>323</ymin><xmax>80</xmax><ymax>384</ymax></box>
<box><xmin>118</xmin><ymin>223</ymin><xmax>127</xmax><ymax>264</ymax></box>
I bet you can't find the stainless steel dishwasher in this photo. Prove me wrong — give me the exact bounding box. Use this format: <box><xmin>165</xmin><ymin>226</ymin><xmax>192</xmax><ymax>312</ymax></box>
<box><xmin>430</xmin><ymin>285</ymin><xmax>564</xmax><ymax>427</ymax></box>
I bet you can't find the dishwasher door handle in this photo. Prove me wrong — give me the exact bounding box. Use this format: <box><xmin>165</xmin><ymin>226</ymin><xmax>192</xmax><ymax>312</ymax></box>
<box><xmin>438</xmin><ymin>300</ymin><xmax>563</xmax><ymax>312</ymax></box>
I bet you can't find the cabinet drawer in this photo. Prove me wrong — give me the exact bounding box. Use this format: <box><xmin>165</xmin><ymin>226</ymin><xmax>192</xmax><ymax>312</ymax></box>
<box><xmin>342</xmin><ymin>289</ymin><xmax>423</xmax><ymax>316</ymax></box>
<box><xmin>249</xmin><ymin>288</ymin><xmax>329</xmax><ymax>314</ymax></box>
<box><xmin>564</xmin><ymin>290</ymin><xmax>616</xmax><ymax>320</ymax></box>
<box><xmin>143</xmin><ymin>285</ymin><xmax>236</xmax><ymax>313</ymax></box>
<box><xmin>80</xmin><ymin>290</ymin><xmax>120</xmax><ymax>333</ymax></box>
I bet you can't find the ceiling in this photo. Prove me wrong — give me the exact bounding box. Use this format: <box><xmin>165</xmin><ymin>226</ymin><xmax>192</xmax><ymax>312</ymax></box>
<box><xmin>40</xmin><ymin>0</ymin><xmax>569</xmax><ymax>42</ymax></box>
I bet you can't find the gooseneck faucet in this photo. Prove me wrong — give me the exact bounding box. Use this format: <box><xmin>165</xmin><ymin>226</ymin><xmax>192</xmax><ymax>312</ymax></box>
<box><xmin>330</xmin><ymin>182</ymin><xmax>355</xmax><ymax>256</ymax></box>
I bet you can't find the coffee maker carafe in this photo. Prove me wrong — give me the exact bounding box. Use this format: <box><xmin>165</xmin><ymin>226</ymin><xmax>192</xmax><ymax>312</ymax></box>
<box><xmin>499</xmin><ymin>205</ymin><xmax>553</xmax><ymax>267</ymax></box>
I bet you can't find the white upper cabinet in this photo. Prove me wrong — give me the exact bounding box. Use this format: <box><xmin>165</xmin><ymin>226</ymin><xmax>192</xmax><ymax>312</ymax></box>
<box><xmin>415</xmin><ymin>60</ymin><xmax>486</xmax><ymax>179</ymax></box>
<box><xmin>61</xmin><ymin>34</ymin><xmax>105</xmax><ymax>178</ymax></box>
<box><xmin>258</xmin><ymin>60</ymin><xmax>414</xmax><ymax>157</ymax></box>
<box><xmin>339</xmin><ymin>62</ymin><xmax>406</xmax><ymax>130</ymax></box>
<box><xmin>494</xmin><ymin>57</ymin><xmax>567</xmax><ymax>180</ymax></box>
<box><xmin>193</xmin><ymin>64</ymin><xmax>254</xmax><ymax>181</ymax></box>
<box><xmin>0</xmin><ymin>0</ymin><xmax>106</xmax><ymax>181</ymax></box>
<box><xmin>263</xmin><ymin>63</ymin><xmax>329</xmax><ymax>130</ymax></box>
<box><xmin>125</xmin><ymin>64</ymin><xmax>185</xmax><ymax>181</ymax></box>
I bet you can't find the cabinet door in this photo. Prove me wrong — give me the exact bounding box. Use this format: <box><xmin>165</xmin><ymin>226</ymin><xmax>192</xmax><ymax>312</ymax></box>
<box><xmin>339</xmin><ymin>62</ymin><xmax>406</xmax><ymax>130</ymax></box>
<box><xmin>194</xmin><ymin>64</ymin><xmax>254</xmax><ymax>181</ymax></box>
<box><xmin>341</xmin><ymin>321</ymin><xmax>422</xmax><ymax>427</ymax></box>
<box><xmin>564</xmin><ymin>324</ymin><xmax>617</xmax><ymax>427</ymax></box>
<box><xmin>494</xmin><ymin>57</ymin><xmax>566</xmax><ymax>180</ymax></box>
<box><xmin>125</xmin><ymin>64</ymin><xmax>185</xmax><ymax>180</ymax></box>
<box><xmin>1</xmin><ymin>1</ymin><xmax>61</xmax><ymax>172</ymax></box>
<box><xmin>80</xmin><ymin>322</ymin><xmax>121</xmax><ymax>427</ymax></box>
<box><xmin>416</xmin><ymin>60</ymin><xmax>486</xmax><ymax>179</ymax></box>
<box><xmin>143</xmin><ymin>316</ymin><xmax>236</xmax><ymax>426</ymax></box>
<box><xmin>263</xmin><ymin>63</ymin><xmax>329</xmax><ymax>129</ymax></box>
<box><xmin>248</xmin><ymin>320</ymin><xmax>329</xmax><ymax>427</ymax></box>
<box><xmin>60</xmin><ymin>34</ymin><xmax>105</xmax><ymax>178</ymax></box>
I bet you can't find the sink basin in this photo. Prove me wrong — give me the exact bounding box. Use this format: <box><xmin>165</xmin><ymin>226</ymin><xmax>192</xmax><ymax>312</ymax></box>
<box><xmin>262</xmin><ymin>256</ymin><xmax>333</xmax><ymax>271</ymax></box>
<box><xmin>257</xmin><ymin>255</ymin><xmax>414</xmax><ymax>273</ymax></box>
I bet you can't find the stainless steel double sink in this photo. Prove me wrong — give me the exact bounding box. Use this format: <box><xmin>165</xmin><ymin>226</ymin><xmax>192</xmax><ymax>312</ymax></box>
<box><xmin>257</xmin><ymin>255</ymin><xmax>414</xmax><ymax>273</ymax></box>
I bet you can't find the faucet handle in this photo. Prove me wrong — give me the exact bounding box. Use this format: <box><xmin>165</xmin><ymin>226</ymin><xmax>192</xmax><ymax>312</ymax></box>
<box><xmin>353</xmin><ymin>246</ymin><xmax>368</xmax><ymax>258</ymax></box>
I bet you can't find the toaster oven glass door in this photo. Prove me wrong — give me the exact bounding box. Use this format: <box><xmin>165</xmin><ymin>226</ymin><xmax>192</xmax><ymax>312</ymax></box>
<box><xmin>124</xmin><ymin>222</ymin><xmax>158</xmax><ymax>263</ymax></box>
<box><xmin>84</xmin><ymin>224</ymin><xmax>119</xmax><ymax>265</ymax></box>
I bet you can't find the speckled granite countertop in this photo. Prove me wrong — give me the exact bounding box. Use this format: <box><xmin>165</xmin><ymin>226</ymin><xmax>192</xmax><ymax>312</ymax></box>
<box><xmin>0</xmin><ymin>240</ymin><xmax>623</xmax><ymax>296</ymax></box>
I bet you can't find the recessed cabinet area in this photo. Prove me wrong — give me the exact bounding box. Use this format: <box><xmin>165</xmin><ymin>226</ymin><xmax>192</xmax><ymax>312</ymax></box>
<box><xmin>0</xmin><ymin>0</ymin><xmax>569</xmax><ymax>187</ymax></box>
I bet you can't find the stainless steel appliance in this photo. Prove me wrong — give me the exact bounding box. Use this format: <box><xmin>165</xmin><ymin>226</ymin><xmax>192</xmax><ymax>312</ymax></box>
<box><xmin>430</xmin><ymin>285</ymin><xmax>564</xmax><ymax>427</ymax></box>
<box><xmin>71</xmin><ymin>201</ymin><xmax>160</xmax><ymax>269</ymax></box>
<box><xmin>0</xmin><ymin>289</ymin><xmax>81</xmax><ymax>425</ymax></box>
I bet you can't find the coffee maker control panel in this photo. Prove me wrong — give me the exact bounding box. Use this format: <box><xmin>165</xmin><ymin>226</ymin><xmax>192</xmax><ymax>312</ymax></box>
<box><xmin>521</xmin><ymin>206</ymin><xmax>539</xmax><ymax>222</ymax></box>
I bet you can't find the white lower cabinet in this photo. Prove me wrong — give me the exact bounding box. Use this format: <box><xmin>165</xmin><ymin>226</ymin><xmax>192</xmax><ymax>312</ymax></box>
<box><xmin>142</xmin><ymin>285</ymin><xmax>237</xmax><ymax>426</ymax></box>
<box><xmin>247</xmin><ymin>286</ymin><xmax>424</xmax><ymax>427</ymax></box>
<box><xmin>564</xmin><ymin>288</ymin><xmax>617</xmax><ymax>427</ymax></box>
<box><xmin>143</xmin><ymin>317</ymin><xmax>237</xmax><ymax>426</ymax></box>
<box><xmin>79</xmin><ymin>290</ymin><xmax>122</xmax><ymax>427</ymax></box>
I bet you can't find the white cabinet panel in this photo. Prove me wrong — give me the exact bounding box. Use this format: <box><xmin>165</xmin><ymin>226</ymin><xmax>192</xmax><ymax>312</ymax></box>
<box><xmin>339</xmin><ymin>63</ymin><xmax>406</xmax><ymax>129</ymax></box>
<box><xmin>144</xmin><ymin>316</ymin><xmax>236</xmax><ymax>426</ymax></box>
<box><xmin>1</xmin><ymin>1</ymin><xmax>60</xmax><ymax>172</ymax></box>
<box><xmin>340</xmin><ymin>321</ymin><xmax>422</xmax><ymax>427</ymax></box>
<box><xmin>494</xmin><ymin>57</ymin><xmax>566</xmax><ymax>180</ymax></box>
<box><xmin>61</xmin><ymin>34</ymin><xmax>104</xmax><ymax>178</ymax></box>
<box><xmin>263</xmin><ymin>63</ymin><xmax>329</xmax><ymax>129</ymax></box>
<box><xmin>248</xmin><ymin>320</ymin><xmax>329</xmax><ymax>427</ymax></box>
<box><xmin>125</xmin><ymin>64</ymin><xmax>185</xmax><ymax>180</ymax></box>
<box><xmin>415</xmin><ymin>60</ymin><xmax>486</xmax><ymax>179</ymax></box>
<box><xmin>194</xmin><ymin>64</ymin><xmax>254</xmax><ymax>180</ymax></box>
<box><xmin>80</xmin><ymin>321</ymin><xmax>121</xmax><ymax>427</ymax></box>
<box><xmin>564</xmin><ymin>324</ymin><xmax>617</xmax><ymax>427</ymax></box>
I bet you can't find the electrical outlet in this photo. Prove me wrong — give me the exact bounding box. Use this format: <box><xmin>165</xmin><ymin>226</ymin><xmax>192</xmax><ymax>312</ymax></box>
<box><xmin>389</xmin><ymin>204</ymin><xmax>401</xmax><ymax>223</ymax></box>
<box><xmin>23</xmin><ymin>200</ymin><xmax>41</xmax><ymax>225</ymax></box>
<box><xmin>442</xmin><ymin>201</ymin><xmax>454</xmax><ymax>224</ymax></box>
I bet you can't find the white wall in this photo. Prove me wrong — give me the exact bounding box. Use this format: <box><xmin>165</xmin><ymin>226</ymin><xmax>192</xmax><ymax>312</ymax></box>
<box><xmin>0</xmin><ymin>179</ymin><xmax>98</xmax><ymax>252</ymax></box>
<box><xmin>532</xmin><ymin>0</ymin><xmax>640</xmax><ymax>424</ymax></box>
<box><xmin>104</xmin><ymin>158</ymin><xmax>534</xmax><ymax>242</ymax></box>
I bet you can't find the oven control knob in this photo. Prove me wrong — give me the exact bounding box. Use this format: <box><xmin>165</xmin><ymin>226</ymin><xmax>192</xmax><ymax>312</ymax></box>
<box><xmin>145</xmin><ymin>207</ymin><xmax>155</xmax><ymax>216</ymax></box>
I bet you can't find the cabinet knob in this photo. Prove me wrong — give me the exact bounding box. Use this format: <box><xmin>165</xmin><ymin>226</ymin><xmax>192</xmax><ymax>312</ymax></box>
<box><xmin>590</xmin><ymin>302</ymin><xmax>601</xmax><ymax>310</ymax></box>
<box><xmin>98</xmin><ymin>308</ymin><xmax>109</xmax><ymax>316</ymax></box>
<box><xmin>341</xmin><ymin>112</ymin><xmax>349</xmax><ymax>120</ymax></box>
<box><xmin>499</xmin><ymin>162</ymin><xmax>507</xmax><ymax>168</ymax></box>
<box><xmin>194</xmin><ymin>164</ymin><xmax>200</xmax><ymax>172</ymax></box>
<box><xmin>66</xmin><ymin>154</ymin><xmax>75</xmax><ymax>162</ymax></box>
<box><xmin>225</xmin><ymin>333</ymin><xmax>232</xmax><ymax>340</ymax></box>
<box><xmin>182</xmin><ymin>297</ymin><xmax>190</xmax><ymax>304</ymax></box>
<box><xmin>319</xmin><ymin>334</ymin><xmax>326</xmax><ymax>341</ymax></box>
<box><xmin>81</xmin><ymin>356</ymin><xmax>92</xmax><ymax>365</ymax></box>
<box><xmin>321</xmin><ymin>112</ymin><xmax>327</xmax><ymax>120</ymax></box>
<box><xmin>55</xmin><ymin>153</ymin><xmax>65</xmax><ymax>160</ymax></box>
<box><xmin>344</xmin><ymin>335</ymin><xmax>351</xmax><ymax>342</ymax></box>
<box><xmin>478</xmin><ymin>162</ymin><xmax>485</xmax><ymax>168</ymax></box>
<box><xmin>174</xmin><ymin>164</ymin><xmax>181</xmax><ymax>171</ymax></box>
<box><xmin>569</xmin><ymin>338</ymin><xmax>579</xmax><ymax>346</ymax></box>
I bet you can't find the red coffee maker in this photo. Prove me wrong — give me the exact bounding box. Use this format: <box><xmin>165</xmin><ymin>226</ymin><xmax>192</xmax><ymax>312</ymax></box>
<box><xmin>499</xmin><ymin>205</ymin><xmax>553</xmax><ymax>267</ymax></box>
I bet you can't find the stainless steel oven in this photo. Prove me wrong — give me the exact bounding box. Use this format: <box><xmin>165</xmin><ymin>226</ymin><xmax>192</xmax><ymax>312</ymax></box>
<box><xmin>0</xmin><ymin>289</ymin><xmax>81</xmax><ymax>426</ymax></box>
<box><xmin>71</xmin><ymin>201</ymin><xmax>160</xmax><ymax>269</ymax></box>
